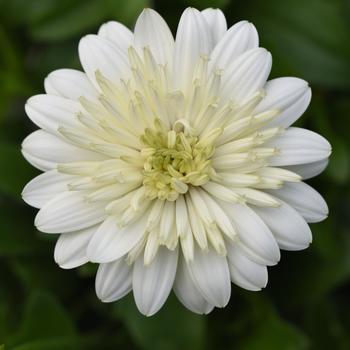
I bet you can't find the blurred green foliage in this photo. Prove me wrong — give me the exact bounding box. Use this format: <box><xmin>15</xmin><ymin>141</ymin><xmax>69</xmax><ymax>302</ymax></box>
<box><xmin>0</xmin><ymin>0</ymin><xmax>350</xmax><ymax>349</ymax></box>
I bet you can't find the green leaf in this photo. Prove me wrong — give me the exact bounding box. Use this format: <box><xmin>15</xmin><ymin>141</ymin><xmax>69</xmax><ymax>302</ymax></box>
<box><xmin>327</xmin><ymin>139</ymin><xmax>350</xmax><ymax>185</ymax></box>
<box><xmin>271</xmin><ymin>232</ymin><xmax>350</xmax><ymax>308</ymax></box>
<box><xmin>0</xmin><ymin>202</ymin><xmax>46</xmax><ymax>257</ymax></box>
<box><xmin>10</xmin><ymin>258</ymin><xmax>78</xmax><ymax>297</ymax></box>
<box><xmin>77</xmin><ymin>262</ymin><xmax>98</xmax><ymax>278</ymax></box>
<box><xmin>237</xmin><ymin>0</ymin><xmax>350</xmax><ymax>88</ymax></box>
<box><xmin>10</xmin><ymin>333</ymin><xmax>107</xmax><ymax>350</ymax></box>
<box><xmin>303</xmin><ymin>301</ymin><xmax>350</xmax><ymax>349</ymax></box>
<box><xmin>238</xmin><ymin>313</ymin><xmax>309</xmax><ymax>350</ymax></box>
<box><xmin>0</xmin><ymin>303</ymin><xmax>8</xmax><ymax>343</ymax></box>
<box><xmin>9</xmin><ymin>290</ymin><xmax>76</xmax><ymax>347</ymax></box>
<box><xmin>29</xmin><ymin>0</ymin><xmax>150</xmax><ymax>41</ymax></box>
<box><xmin>0</xmin><ymin>142</ymin><xmax>36</xmax><ymax>199</ymax></box>
<box><xmin>114</xmin><ymin>293</ymin><xmax>206</xmax><ymax>350</ymax></box>
<box><xmin>184</xmin><ymin>0</ymin><xmax>231</xmax><ymax>9</ymax></box>
<box><xmin>0</xmin><ymin>0</ymin><xmax>75</xmax><ymax>27</ymax></box>
<box><xmin>30</xmin><ymin>0</ymin><xmax>107</xmax><ymax>41</ymax></box>
<box><xmin>105</xmin><ymin>0</ymin><xmax>150</xmax><ymax>26</ymax></box>
<box><xmin>11</xmin><ymin>337</ymin><xmax>84</xmax><ymax>350</ymax></box>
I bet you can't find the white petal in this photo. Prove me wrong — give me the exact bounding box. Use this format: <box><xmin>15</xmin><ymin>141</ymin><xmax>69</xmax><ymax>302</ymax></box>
<box><xmin>22</xmin><ymin>151</ymin><xmax>54</xmax><ymax>171</ymax></box>
<box><xmin>78</xmin><ymin>34</ymin><xmax>129</xmax><ymax>89</ymax></box>
<box><xmin>227</xmin><ymin>243</ymin><xmax>268</xmax><ymax>291</ymax></box>
<box><xmin>95</xmin><ymin>258</ymin><xmax>132</xmax><ymax>302</ymax></box>
<box><xmin>54</xmin><ymin>225</ymin><xmax>97</xmax><ymax>269</ymax></box>
<box><xmin>35</xmin><ymin>191</ymin><xmax>107</xmax><ymax>233</ymax></box>
<box><xmin>221</xmin><ymin>48</ymin><xmax>272</xmax><ymax>102</ymax></box>
<box><xmin>198</xmin><ymin>190</ymin><xmax>237</xmax><ymax>240</ymax></box>
<box><xmin>254</xmin><ymin>201</ymin><xmax>312</xmax><ymax>251</ymax></box>
<box><xmin>187</xmin><ymin>248</ymin><xmax>231</xmax><ymax>307</ymax></box>
<box><xmin>98</xmin><ymin>21</ymin><xmax>133</xmax><ymax>52</ymax></box>
<box><xmin>268</xmin><ymin>127</ymin><xmax>331</xmax><ymax>166</ymax></box>
<box><xmin>267</xmin><ymin>182</ymin><xmax>328</xmax><ymax>223</ymax></box>
<box><xmin>159</xmin><ymin>200</ymin><xmax>175</xmax><ymax>243</ymax></box>
<box><xmin>210</xmin><ymin>21</ymin><xmax>258</xmax><ymax>71</ymax></box>
<box><xmin>44</xmin><ymin>69</ymin><xmax>98</xmax><ymax>101</ymax></box>
<box><xmin>87</xmin><ymin>215</ymin><xmax>147</xmax><ymax>263</ymax></box>
<box><xmin>173</xmin><ymin>7</ymin><xmax>213</xmax><ymax>91</ymax></box>
<box><xmin>22</xmin><ymin>130</ymin><xmax>105</xmax><ymax>167</ymax></box>
<box><xmin>133</xmin><ymin>246</ymin><xmax>178</xmax><ymax>316</ymax></box>
<box><xmin>201</xmin><ymin>8</ymin><xmax>227</xmax><ymax>45</ymax></box>
<box><xmin>221</xmin><ymin>202</ymin><xmax>280</xmax><ymax>266</ymax></box>
<box><xmin>22</xmin><ymin>169</ymin><xmax>73</xmax><ymax>209</ymax></box>
<box><xmin>173</xmin><ymin>255</ymin><xmax>214</xmax><ymax>314</ymax></box>
<box><xmin>175</xmin><ymin>195</ymin><xmax>190</xmax><ymax>237</ymax></box>
<box><xmin>25</xmin><ymin>94</ymin><xmax>80</xmax><ymax>135</ymax></box>
<box><xmin>134</xmin><ymin>8</ymin><xmax>174</xmax><ymax>65</ymax></box>
<box><xmin>284</xmin><ymin>159</ymin><xmax>329</xmax><ymax>180</ymax></box>
<box><xmin>255</xmin><ymin>77</ymin><xmax>311</xmax><ymax>128</ymax></box>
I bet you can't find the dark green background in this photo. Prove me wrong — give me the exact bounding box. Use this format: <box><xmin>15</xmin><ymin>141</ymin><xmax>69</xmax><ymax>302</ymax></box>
<box><xmin>1</xmin><ymin>0</ymin><xmax>350</xmax><ymax>349</ymax></box>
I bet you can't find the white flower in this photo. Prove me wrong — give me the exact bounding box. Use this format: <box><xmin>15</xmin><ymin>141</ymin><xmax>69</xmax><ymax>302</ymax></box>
<box><xmin>22</xmin><ymin>8</ymin><xmax>331</xmax><ymax>316</ymax></box>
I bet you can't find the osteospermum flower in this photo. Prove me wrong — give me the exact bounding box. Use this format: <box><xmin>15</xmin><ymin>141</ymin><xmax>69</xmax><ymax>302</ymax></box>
<box><xmin>22</xmin><ymin>7</ymin><xmax>331</xmax><ymax>316</ymax></box>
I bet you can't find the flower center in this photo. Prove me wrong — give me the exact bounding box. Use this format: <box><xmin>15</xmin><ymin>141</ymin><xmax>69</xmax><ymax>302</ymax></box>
<box><xmin>140</xmin><ymin>119</ymin><xmax>216</xmax><ymax>201</ymax></box>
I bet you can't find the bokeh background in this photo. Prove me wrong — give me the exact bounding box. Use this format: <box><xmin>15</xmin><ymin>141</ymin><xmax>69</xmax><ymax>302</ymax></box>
<box><xmin>1</xmin><ymin>0</ymin><xmax>350</xmax><ymax>349</ymax></box>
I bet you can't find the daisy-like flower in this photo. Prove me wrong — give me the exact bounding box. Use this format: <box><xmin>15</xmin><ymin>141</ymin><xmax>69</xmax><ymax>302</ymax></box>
<box><xmin>22</xmin><ymin>8</ymin><xmax>331</xmax><ymax>316</ymax></box>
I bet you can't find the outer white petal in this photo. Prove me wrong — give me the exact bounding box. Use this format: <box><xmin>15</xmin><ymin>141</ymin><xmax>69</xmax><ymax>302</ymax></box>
<box><xmin>134</xmin><ymin>8</ymin><xmax>174</xmax><ymax>65</ymax></box>
<box><xmin>284</xmin><ymin>159</ymin><xmax>329</xmax><ymax>180</ymax></box>
<box><xmin>221</xmin><ymin>48</ymin><xmax>272</xmax><ymax>102</ymax></box>
<box><xmin>174</xmin><ymin>255</ymin><xmax>214</xmax><ymax>314</ymax></box>
<box><xmin>133</xmin><ymin>246</ymin><xmax>178</xmax><ymax>316</ymax></box>
<box><xmin>201</xmin><ymin>8</ymin><xmax>227</xmax><ymax>45</ymax></box>
<box><xmin>255</xmin><ymin>77</ymin><xmax>311</xmax><ymax>128</ymax></box>
<box><xmin>22</xmin><ymin>130</ymin><xmax>105</xmax><ymax>167</ymax></box>
<box><xmin>267</xmin><ymin>182</ymin><xmax>328</xmax><ymax>223</ymax></box>
<box><xmin>268</xmin><ymin>127</ymin><xmax>331</xmax><ymax>166</ymax></box>
<box><xmin>87</xmin><ymin>215</ymin><xmax>147</xmax><ymax>263</ymax></box>
<box><xmin>173</xmin><ymin>7</ymin><xmax>213</xmax><ymax>91</ymax></box>
<box><xmin>22</xmin><ymin>169</ymin><xmax>73</xmax><ymax>209</ymax></box>
<box><xmin>44</xmin><ymin>69</ymin><xmax>98</xmax><ymax>101</ymax></box>
<box><xmin>25</xmin><ymin>94</ymin><xmax>80</xmax><ymax>135</ymax></box>
<box><xmin>222</xmin><ymin>203</ymin><xmax>280</xmax><ymax>266</ymax></box>
<box><xmin>227</xmin><ymin>243</ymin><xmax>268</xmax><ymax>291</ymax></box>
<box><xmin>98</xmin><ymin>21</ymin><xmax>133</xmax><ymax>52</ymax></box>
<box><xmin>96</xmin><ymin>258</ymin><xmax>132</xmax><ymax>302</ymax></box>
<box><xmin>54</xmin><ymin>225</ymin><xmax>97</xmax><ymax>269</ymax></box>
<box><xmin>21</xmin><ymin>151</ymin><xmax>55</xmax><ymax>171</ymax></box>
<box><xmin>78</xmin><ymin>34</ymin><xmax>129</xmax><ymax>89</ymax></box>
<box><xmin>35</xmin><ymin>191</ymin><xmax>107</xmax><ymax>233</ymax></box>
<box><xmin>254</xmin><ymin>201</ymin><xmax>312</xmax><ymax>251</ymax></box>
<box><xmin>210</xmin><ymin>21</ymin><xmax>258</xmax><ymax>71</ymax></box>
<box><xmin>187</xmin><ymin>248</ymin><xmax>231</xmax><ymax>307</ymax></box>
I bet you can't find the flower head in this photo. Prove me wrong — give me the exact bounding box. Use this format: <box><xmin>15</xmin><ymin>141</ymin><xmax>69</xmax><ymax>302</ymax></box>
<box><xmin>22</xmin><ymin>8</ymin><xmax>331</xmax><ymax>316</ymax></box>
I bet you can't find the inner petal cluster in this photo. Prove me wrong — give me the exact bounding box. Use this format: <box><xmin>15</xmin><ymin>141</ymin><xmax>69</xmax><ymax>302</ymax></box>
<box><xmin>141</xmin><ymin>120</ymin><xmax>216</xmax><ymax>201</ymax></box>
